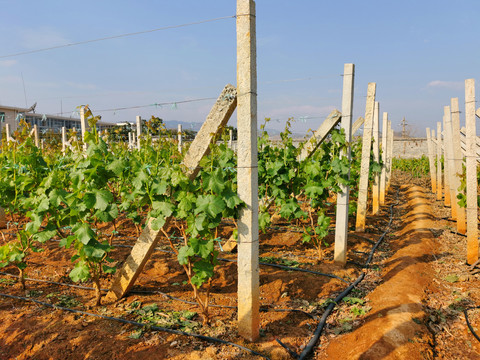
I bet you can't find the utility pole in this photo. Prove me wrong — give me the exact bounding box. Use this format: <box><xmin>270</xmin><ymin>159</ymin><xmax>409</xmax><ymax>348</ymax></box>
<box><xmin>401</xmin><ymin>117</ymin><xmax>407</xmax><ymax>154</ymax></box>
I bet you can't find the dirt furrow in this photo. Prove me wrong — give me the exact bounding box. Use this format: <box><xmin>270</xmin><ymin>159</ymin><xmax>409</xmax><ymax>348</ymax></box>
<box><xmin>323</xmin><ymin>185</ymin><xmax>437</xmax><ymax>359</ymax></box>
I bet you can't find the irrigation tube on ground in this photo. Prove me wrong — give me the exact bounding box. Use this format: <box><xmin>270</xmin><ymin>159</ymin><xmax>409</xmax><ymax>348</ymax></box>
<box><xmin>0</xmin><ymin>292</ymin><xmax>270</xmax><ymax>360</ymax></box>
<box><xmin>0</xmin><ymin>190</ymin><xmax>398</xmax><ymax>359</ymax></box>
<box><xmin>113</xmin><ymin>243</ymin><xmax>348</xmax><ymax>283</ymax></box>
<box><xmin>0</xmin><ymin>271</ymin><xmax>316</xmax><ymax>320</ymax></box>
<box><xmin>287</xmin><ymin>187</ymin><xmax>399</xmax><ymax>360</ymax></box>
<box><xmin>464</xmin><ymin>307</ymin><xmax>480</xmax><ymax>343</ymax></box>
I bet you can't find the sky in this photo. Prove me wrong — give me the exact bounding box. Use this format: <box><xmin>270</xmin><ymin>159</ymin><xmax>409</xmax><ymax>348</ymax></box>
<box><xmin>0</xmin><ymin>0</ymin><xmax>479</xmax><ymax>137</ymax></box>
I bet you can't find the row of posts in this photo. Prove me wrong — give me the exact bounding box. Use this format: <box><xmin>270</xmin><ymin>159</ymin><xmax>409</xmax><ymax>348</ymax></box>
<box><xmin>0</xmin><ymin>0</ymin><xmax>397</xmax><ymax>344</ymax></box>
<box><xmin>425</xmin><ymin>79</ymin><xmax>478</xmax><ymax>265</ymax></box>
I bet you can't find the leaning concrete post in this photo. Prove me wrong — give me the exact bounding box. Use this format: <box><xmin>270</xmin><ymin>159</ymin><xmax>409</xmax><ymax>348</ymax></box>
<box><xmin>127</xmin><ymin>132</ymin><xmax>132</xmax><ymax>149</ymax></box>
<box><xmin>106</xmin><ymin>84</ymin><xmax>238</xmax><ymax>302</ymax></box>
<box><xmin>436</xmin><ymin>122</ymin><xmax>443</xmax><ymax>201</ymax></box>
<box><xmin>61</xmin><ymin>127</ymin><xmax>67</xmax><ymax>154</ymax></box>
<box><xmin>355</xmin><ymin>82</ymin><xmax>376</xmax><ymax>232</ymax></box>
<box><xmin>33</xmin><ymin>124</ymin><xmax>39</xmax><ymax>147</ymax></box>
<box><xmin>451</xmin><ymin>98</ymin><xmax>466</xmax><ymax>234</ymax></box>
<box><xmin>444</xmin><ymin>106</ymin><xmax>456</xmax><ymax>219</ymax></box>
<box><xmin>0</xmin><ymin>207</ymin><xmax>5</xmax><ymax>228</ymax></box>
<box><xmin>236</xmin><ymin>0</ymin><xmax>259</xmax><ymax>341</ymax></box>
<box><xmin>352</xmin><ymin>116</ymin><xmax>365</xmax><ymax>135</ymax></box>
<box><xmin>426</xmin><ymin>127</ymin><xmax>436</xmax><ymax>194</ymax></box>
<box><xmin>177</xmin><ymin>124</ymin><xmax>183</xmax><ymax>154</ymax></box>
<box><xmin>299</xmin><ymin>110</ymin><xmax>342</xmax><ymax>160</ymax></box>
<box><xmin>465</xmin><ymin>79</ymin><xmax>478</xmax><ymax>264</ymax></box>
<box><xmin>379</xmin><ymin>113</ymin><xmax>388</xmax><ymax>205</ymax></box>
<box><xmin>80</xmin><ymin>107</ymin><xmax>88</xmax><ymax>153</ymax></box>
<box><xmin>371</xmin><ymin>101</ymin><xmax>380</xmax><ymax>215</ymax></box>
<box><xmin>442</xmin><ymin>114</ymin><xmax>451</xmax><ymax>207</ymax></box>
<box><xmin>136</xmin><ymin>116</ymin><xmax>142</xmax><ymax>151</ymax></box>
<box><xmin>334</xmin><ymin>63</ymin><xmax>354</xmax><ymax>265</ymax></box>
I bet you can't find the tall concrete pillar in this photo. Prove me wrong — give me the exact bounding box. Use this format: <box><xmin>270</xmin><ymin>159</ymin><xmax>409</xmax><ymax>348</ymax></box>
<box><xmin>334</xmin><ymin>63</ymin><xmax>355</xmax><ymax>264</ymax></box>
<box><xmin>236</xmin><ymin>0</ymin><xmax>259</xmax><ymax>342</ymax></box>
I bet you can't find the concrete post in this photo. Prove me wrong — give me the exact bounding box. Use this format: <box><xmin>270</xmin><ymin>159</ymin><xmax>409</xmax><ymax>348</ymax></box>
<box><xmin>128</xmin><ymin>132</ymin><xmax>132</xmax><ymax>149</ymax></box>
<box><xmin>80</xmin><ymin>106</ymin><xmax>88</xmax><ymax>153</ymax></box>
<box><xmin>236</xmin><ymin>0</ymin><xmax>259</xmax><ymax>342</ymax></box>
<box><xmin>442</xmin><ymin>114</ymin><xmax>451</xmax><ymax>207</ymax></box>
<box><xmin>451</xmin><ymin>98</ymin><xmax>466</xmax><ymax>234</ymax></box>
<box><xmin>386</xmin><ymin>123</ymin><xmax>393</xmax><ymax>191</ymax></box>
<box><xmin>299</xmin><ymin>110</ymin><xmax>342</xmax><ymax>160</ymax></box>
<box><xmin>334</xmin><ymin>63</ymin><xmax>354</xmax><ymax>265</ymax></box>
<box><xmin>444</xmin><ymin>106</ymin><xmax>456</xmax><ymax>219</ymax></box>
<box><xmin>465</xmin><ymin>79</ymin><xmax>478</xmax><ymax>264</ymax></box>
<box><xmin>178</xmin><ymin>124</ymin><xmax>183</xmax><ymax>154</ymax></box>
<box><xmin>106</xmin><ymin>84</ymin><xmax>238</xmax><ymax>302</ymax></box>
<box><xmin>379</xmin><ymin>112</ymin><xmax>388</xmax><ymax>205</ymax></box>
<box><xmin>136</xmin><ymin>116</ymin><xmax>142</xmax><ymax>151</ymax></box>
<box><xmin>436</xmin><ymin>122</ymin><xmax>443</xmax><ymax>201</ymax></box>
<box><xmin>5</xmin><ymin>123</ymin><xmax>11</xmax><ymax>142</ymax></box>
<box><xmin>352</xmin><ymin>116</ymin><xmax>365</xmax><ymax>135</ymax></box>
<box><xmin>62</xmin><ymin>127</ymin><xmax>67</xmax><ymax>154</ymax></box>
<box><xmin>355</xmin><ymin>82</ymin><xmax>376</xmax><ymax>232</ymax></box>
<box><xmin>33</xmin><ymin>124</ymin><xmax>39</xmax><ymax>148</ymax></box>
<box><xmin>371</xmin><ymin>101</ymin><xmax>380</xmax><ymax>215</ymax></box>
<box><xmin>426</xmin><ymin>128</ymin><xmax>436</xmax><ymax>194</ymax></box>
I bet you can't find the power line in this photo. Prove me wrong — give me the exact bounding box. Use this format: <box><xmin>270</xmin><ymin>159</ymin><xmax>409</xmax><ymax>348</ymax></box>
<box><xmin>0</xmin><ymin>15</ymin><xmax>236</xmax><ymax>59</ymax></box>
<box><xmin>52</xmin><ymin>96</ymin><xmax>217</xmax><ymax>116</ymax></box>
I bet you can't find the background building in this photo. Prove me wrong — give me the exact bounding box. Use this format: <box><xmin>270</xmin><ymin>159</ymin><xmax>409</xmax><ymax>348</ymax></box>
<box><xmin>0</xmin><ymin>105</ymin><xmax>115</xmax><ymax>137</ymax></box>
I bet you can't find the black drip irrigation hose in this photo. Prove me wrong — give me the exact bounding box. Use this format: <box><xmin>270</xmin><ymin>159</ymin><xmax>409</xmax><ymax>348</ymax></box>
<box><xmin>280</xmin><ymin>187</ymin><xmax>400</xmax><ymax>360</ymax></box>
<box><xmin>0</xmin><ymin>292</ymin><xmax>270</xmax><ymax>359</ymax></box>
<box><xmin>464</xmin><ymin>307</ymin><xmax>480</xmax><ymax>343</ymax></box>
<box><xmin>1</xmin><ymin>195</ymin><xmax>396</xmax><ymax>359</ymax></box>
<box><xmin>113</xmin><ymin>243</ymin><xmax>348</xmax><ymax>284</ymax></box>
<box><xmin>0</xmin><ymin>271</ymin><xmax>109</xmax><ymax>292</ymax></box>
<box><xmin>0</xmin><ymin>272</ymin><xmax>317</xmax><ymax>320</ymax></box>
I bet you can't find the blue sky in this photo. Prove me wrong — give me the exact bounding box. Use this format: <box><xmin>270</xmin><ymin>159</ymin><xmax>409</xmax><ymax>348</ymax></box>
<box><xmin>0</xmin><ymin>0</ymin><xmax>479</xmax><ymax>136</ymax></box>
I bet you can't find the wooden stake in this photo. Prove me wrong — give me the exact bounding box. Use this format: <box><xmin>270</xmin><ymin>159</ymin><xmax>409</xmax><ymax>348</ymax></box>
<box><xmin>465</xmin><ymin>79</ymin><xmax>478</xmax><ymax>264</ymax></box>
<box><xmin>355</xmin><ymin>83</ymin><xmax>376</xmax><ymax>232</ymax></box>
<box><xmin>106</xmin><ymin>84</ymin><xmax>238</xmax><ymax>301</ymax></box>
<box><xmin>334</xmin><ymin>63</ymin><xmax>355</xmax><ymax>265</ymax></box>
<box><xmin>379</xmin><ymin>112</ymin><xmax>388</xmax><ymax>205</ymax></box>
<box><xmin>236</xmin><ymin>0</ymin><xmax>259</xmax><ymax>342</ymax></box>
<box><xmin>451</xmin><ymin>98</ymin><xmax>466</xmax><ymax>234</ymax></box>
<box><xmin>371</xmin><ymin>101</ymin><xmax>380</xmax><ymax>215</ymax></box>
<box><xmin>426</xmin><ymin>127</ymin><xmax>436</xmax><ymax>193</ymax></box>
